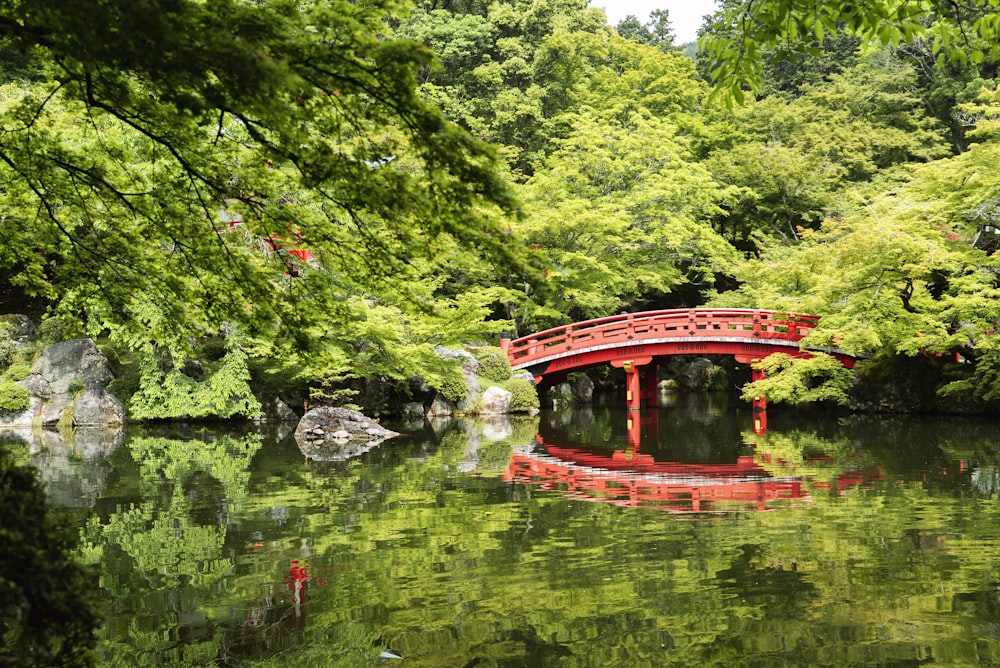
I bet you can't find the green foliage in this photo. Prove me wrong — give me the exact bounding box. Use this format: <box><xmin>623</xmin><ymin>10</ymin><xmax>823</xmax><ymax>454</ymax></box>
<box><xmin>700</xmin><ymin>0</ymin><xmax>1000</xmax><ymax>105</ymax></box>
<box><xmin>704</xmin><ymin>365</ymin><xmax>729</xmax><ymax>391</ymax></box>
<box><xmin>743</xmin><ymin>353</ymin><xmax>855</xmax><ymax>405</ymax></box>
<box><xmin>0</xmin><ymin>321</ymin><xmax>15</xmax><ymax>370</ymax></box>
<box><xmin>516</xmin><ymin>104</ymin><xmax>738</xmax><ymax>326</ymax></box>
<box><xmin>0</xmin><ymin>380</ymin><xmax>29</xmax><ymax>413</ymax></box>
<box><xmin>37</xmin><ymin>317</ymin><xmax>74</xmax><ymax>345</ymax></box>
<box><xmin>129</xmin><ymin>346</ymin><xmax>261</xmax><ymax>420</ymax></box>
<box><xmin>504</xmin><ymin>378</ymin><xmax>540</xmax><ymax>412</ymax></box>
<box><xmin>2</xmin><ymin>362</ymin><xmax>30</xmax><ymax>382</ymax></box>
<box><xmin>939</xmin><ymin>351</ymin><xmax>1000</xmax><ymax>403</ymax></box>
<box><xmin>0</xmin><ymin>0</ymin><xmax>535</xmax><ymax>392</ymax></box>
<box><xmin>712</xmin><ymin>137</ymin><xmax>1000</xmax><ymax>392</ymax></box>
<box><xmin>473</xmin><ymin>346</ymin><xmax>512</xmax><ymax>383</ymax></box>
<box><xmin>0</xmin><ymin>448</ymin><xmax>100</xmax><ymax>666</ymax></box>
<box><xmin>434</xmin><ymin>367</ymin><xmax>469</xmax><ymax>404</ymax></box>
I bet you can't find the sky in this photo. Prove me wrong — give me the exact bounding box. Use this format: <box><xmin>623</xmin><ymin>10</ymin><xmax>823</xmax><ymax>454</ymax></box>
<box><xmin>590</xmin><ymin>0</ymin><xmax>720</xmax><ymax>44</ymax></box>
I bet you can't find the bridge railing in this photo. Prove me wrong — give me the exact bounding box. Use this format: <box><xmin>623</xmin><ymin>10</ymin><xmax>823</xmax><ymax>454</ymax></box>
<box><xmin>506</xmin><ymin>309</ymin><xmax>819</xmax><ymax>367</ymax></box>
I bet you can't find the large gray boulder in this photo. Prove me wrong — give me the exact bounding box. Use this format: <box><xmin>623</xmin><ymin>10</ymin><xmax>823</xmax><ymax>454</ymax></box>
<box><xmin>73</xmin><ymin>388</ymin><xmax>127</xmax><ymax>426</ymax></box>
<box><xmin>294</xmin><ymin>406</ymin><xmax>399</xmax><ymax>445</ymax></box>
<box><xmin>1</xmin><ymin>338</ymin><xmax>125</xmax><ymax>428</ymax></box>
<box><xmin>434</xmin><ymin>346</ymin><xmax>479</xmax><ymax>376</ymax></box>
<box><xmin>480</xmin><ymin>386</ymin><xmax>512</xmax><ymax>415</ymax></box>
<box><xmin>29</xmin><ymin>338</ymin><xmax>114</xmax><ymax>395</ymax></box>
<box><xmin>571</xmin><ymin>374</ymin><xmax>594</xmax><ymax>404</ymax></box>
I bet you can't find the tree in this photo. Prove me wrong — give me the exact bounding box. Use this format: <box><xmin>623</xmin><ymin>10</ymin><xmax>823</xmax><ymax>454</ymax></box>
<box><xmin>514</xmin><ymin>106</ymin><xmax>738</xmax><ymax>328</ymax></box>
<box><xmin>700</xmin><ymin>0</ymin><xmax>1000</xmax><ymax>103</ymax></box>
<box><xmin>616</xmin><ymin>10</ymin><xmax>676</xmax><ymax>50</ymax></box>
<box><xmin>711</xmin><ymin>137</ymin><xmax>1000</xmax><ymax>405</ymax></box>
<box><xmin>0</xmin><ymin>0</ymin><xmax>531</xmax><ymax>385</ymax></box>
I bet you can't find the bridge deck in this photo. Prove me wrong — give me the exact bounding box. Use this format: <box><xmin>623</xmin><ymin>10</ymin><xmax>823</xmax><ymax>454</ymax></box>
<box><xmin>504</xmin><ymin>309</ymin><xmax>850</xmax><ymax>378</ymax></box>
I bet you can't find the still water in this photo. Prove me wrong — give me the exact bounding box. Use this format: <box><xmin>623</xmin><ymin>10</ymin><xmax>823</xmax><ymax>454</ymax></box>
<box><xmin>20</xmin><ymin>393</ymin><xmax>1000</xmax><ymax>666</ymax></box>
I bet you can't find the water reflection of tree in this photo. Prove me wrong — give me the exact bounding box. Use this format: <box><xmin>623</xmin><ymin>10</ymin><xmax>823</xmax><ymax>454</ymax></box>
<box><xmin>80</xmin><ymin>435</ymin><xmax>263</xmax><ymax>665</ymax></box>
<box><xmin>0</xmin><ymin>447</ymin><xmax>100</xmax><ymax>667</ymax></box>
<box><xmin>73</xmin><ymin>414</ymin><xmax>1000</xmax><ymax>666</ymax></box>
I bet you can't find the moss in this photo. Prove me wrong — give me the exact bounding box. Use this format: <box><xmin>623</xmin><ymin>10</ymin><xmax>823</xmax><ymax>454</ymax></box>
<box><xmin>3</xmin><ymin>361</ymin><xmax>31</xmax><ymax>382</ymax></box>
<box><xmin>504</xmin><ymin>378</ymin><xmax>539</xmax><ymax>413</ymax></box>
<box><xmin>436</xmin><ymin>368</ymin><xmax>468</xmax><ymax>404</ymax></box>
<box><xmin>473</xmin><ymin>346</ymin><xmax>512</xmax><ymax>383</ymax></box>
<box><xmin>0</xmin><ymin>379</ymin><xmax>30</xmax><ymax>413</ymax></box>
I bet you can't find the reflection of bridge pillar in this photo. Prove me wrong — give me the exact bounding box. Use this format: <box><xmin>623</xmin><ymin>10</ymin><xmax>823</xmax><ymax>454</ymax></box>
<box><xmin>626</xmin><ymin>409</ymin><xmax>659</xmax><ymax>449</ymax></box>
<box><xmin>751</xmin><ymin>367</ymin><xmax>767</xmax><ymax>412</ymax></box>
<box><xmin>627</xmin><ymin>413</ymin><xmax>641</xmax><ymax>449</ymax></box>
<box><xmin>751</xmin><ymin>366</ymin><xmax>767</xmax><ymax>435</ymax></box>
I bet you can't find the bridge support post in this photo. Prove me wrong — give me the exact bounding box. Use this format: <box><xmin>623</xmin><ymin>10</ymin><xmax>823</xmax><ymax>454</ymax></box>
<box><xmin>644</xmin><ymin>363</ymin><xmax>659</xmax><ymax>407</ymax></box>
<box><xmin>625</xmin><ymin>363</ymin><xmax>641</xmax><ymax>411</ymax></box>
<box><xmin>612</xmin><ymin>356</ymin><xmax>653</xmax><ymax>411</ymax></box>
<box><xmin>751</xmin><ymin>366</ymin><xmax>767</xmax><ymax>435</ymax></box>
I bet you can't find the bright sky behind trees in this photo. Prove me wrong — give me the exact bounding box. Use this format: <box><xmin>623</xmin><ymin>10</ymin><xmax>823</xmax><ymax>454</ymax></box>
<box><xmin>591</xmin><ymin>0</ymin><xmax>719</xmax><ymax>43</ymax></box>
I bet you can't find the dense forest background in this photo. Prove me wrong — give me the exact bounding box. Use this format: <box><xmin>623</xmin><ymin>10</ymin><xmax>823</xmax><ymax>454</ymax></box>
<box><xmin>1</xmin><ymin>0</ymin><xmax>999</xmax><ymax>415</ymax></box>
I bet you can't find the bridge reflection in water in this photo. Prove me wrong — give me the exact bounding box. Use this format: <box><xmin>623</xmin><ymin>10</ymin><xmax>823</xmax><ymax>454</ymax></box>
<box><xmin>503</xmin><ymin>435</ymin><xmax>869</xmax><ymax>514</ymax></box>
<box><xmin>504</xmin><ymin>440</ymin><xmax>802</xmax><ymax>513</ymax></box>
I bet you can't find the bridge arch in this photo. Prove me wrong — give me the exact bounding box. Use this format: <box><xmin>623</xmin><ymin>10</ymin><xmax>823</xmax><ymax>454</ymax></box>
<box><xmin>500</xmin><ymin>308</ymin><xmax>854</xmax><ymax>411</ymax></box>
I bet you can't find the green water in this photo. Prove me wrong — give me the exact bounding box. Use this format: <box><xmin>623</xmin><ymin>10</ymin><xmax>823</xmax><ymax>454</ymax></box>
<box><xmin>25</xmin><ymin>394</ymin><xmax>1000</xmax><ymax>666</ymax></box>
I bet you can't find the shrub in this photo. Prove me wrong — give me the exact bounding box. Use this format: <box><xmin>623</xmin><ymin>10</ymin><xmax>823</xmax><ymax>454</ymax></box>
<box><xmin>3</xmin><ymin>361</ymin><xmax>31</xmax><ymax>382</ymax></box>
<box><xmin>0</xmin><ymin>321</ymin><xmax>15</xmax><ymax>369</ymax></box>
<box><xmin>474</xmin><ymin>346</ymin><xmax>512</xmax><ymax>383</ymax></box>
<box><xmin>0</xmin><ymin>379</ymin><xmax>30</xmax><ymax>413</ymax></box>
<box><xmin>505</xmin><ymin>378</ymin><xmax>539</xmax><ymax>413</ymax></box>
<box><xmin>435</xmin><ymin>367</ymin><xmax>468</xmax><ymax>404</ymax></box>
<box><xmin>37</xmin><ymin>316</ymin><xmax>68</xmax><ymax>344</ymax></box>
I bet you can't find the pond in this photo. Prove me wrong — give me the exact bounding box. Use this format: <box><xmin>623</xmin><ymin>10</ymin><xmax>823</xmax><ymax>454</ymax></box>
<box><xmin>18</xmin><ymin>392</ymin><xmax>1000</xmax><ymax>666</ymax></box>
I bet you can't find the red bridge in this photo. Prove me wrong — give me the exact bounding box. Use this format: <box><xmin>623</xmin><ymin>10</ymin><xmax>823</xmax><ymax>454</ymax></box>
<box><xmin>500</xmin><ymin>309</ymin><xmax>855</xmax><ymax>412</ymax></box>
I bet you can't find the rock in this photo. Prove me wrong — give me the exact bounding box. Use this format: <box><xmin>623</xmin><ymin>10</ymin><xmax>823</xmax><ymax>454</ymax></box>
<box><xmin>400</xmin><ymin>402</ymin><xmax>424</xmax><ymax>420</ymax></box>
<box><xmin>7</xmin><ymin>337</ymin><xmax>123</xmax><ymax>428</ymax></box>
<box><xmin>456</xmin><ymin>375</ymin><xmax>481</xmax><ymax>413</ymax></box>
<box><xmin>253</xmin><ymin>394</ymin><xmax>300</xmax><ymax>424</ymax></box>
<box><xmin>293</xmin><ymin>406</ymin><xmax>399</xmax><ymax>444</ymax></box>
<box><xmin>0</xmin><ymin>314</ymin><xmax>36</xmax><ymax>343</ymax></box>
<box><xmin>180</xmin><ymin>359</ymin><xmax>204</xmax><ymax>380</ymax></box>
<box><xmin>570</xmin><ymin>374</ymin><xmax>594</xmax><ymax>404</ymax></box>
<box><xmin>511</xmin><ymin>371</ymin><xmax>535</xmax><ymax>384</ymax></box>
<box><xmin>426</xmin><ymin>395</ymin><xmax>456</xmax><ymax>417</ymax></box>
<box><xmin>548</xmin><ymin>382</ymin><xmax>573</xmax><ymax>408</ymax></box>
<box><xmin>480</xmin><ymin>386</ymin><xmax>512</xmax><ymax>415</ymax></box>
<box><xmin>18</xmin><ymin>374</ymin><xmax>50</xmax><ymax>400</ymax></box>
<box><xmin>73</xmin><ymin>388</ymin><xmax>126</xmax><ymax>426</ymax></box>
<box><xmin>668</xmin><ymin>357</ymin><xmax>726</xmax><ymax>392</ymax></box>
<box><xmin>39</xmin><ymin>393</ymin><xmax>73</xmax><ymax>427</ymax></box>
<box><xmin>0</xmin><ymin>396</ymin><xmax>41</xmax><ymax>428</ymax></box>
<box><xmin>432</xmin><ymin>346</ymin><xmax>483</xmax><ymax>414</ymax></box>
<box><xmin>29</xmin><ymin>338</ymin><xmax>114</xmax><ymax>395</ymax></box>
<box><xmin>434</xmin><ymin>346</ymin><xmax>479</xmax><ymax>376</ymax></box>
